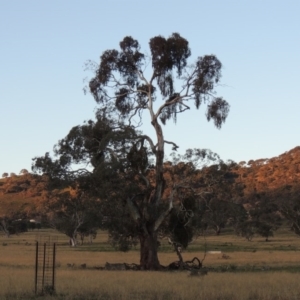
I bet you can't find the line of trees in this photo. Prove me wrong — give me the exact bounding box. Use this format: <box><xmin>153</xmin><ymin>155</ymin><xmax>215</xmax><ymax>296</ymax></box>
<box><xmin>1</xmin><ymin>169</ymin><xmax>29</xmax><ymax>178</ymax></box>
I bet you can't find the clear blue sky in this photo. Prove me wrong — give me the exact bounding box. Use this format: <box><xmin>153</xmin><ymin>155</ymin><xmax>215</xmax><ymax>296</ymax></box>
<box><xmin>1</xmin><ymin>0</ymin><xmax>299</xmax><ymax>175</ymax></box>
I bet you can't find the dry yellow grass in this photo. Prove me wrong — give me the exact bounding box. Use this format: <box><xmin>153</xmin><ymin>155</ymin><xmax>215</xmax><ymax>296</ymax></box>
<box><xmin>1</xmin><ymin>234</ymin><xmax>300</xmax><ymax>270</ymax></box>
<box><xmin>2</xmin><ymin>241</ymin><xmax>300</xmax><ymax>271</ymax></box>
<box><xmin>2</xmin><ymin>228</ymin><xmax>300</xmax><ymax>299</ymax></box>
<box><xmin>2</xmin><ymin>267</ymin><xmax>300</xmax><ymax>300</ymax></box>
<box><xmin>52</xmin><ymin>271</ymin><xmax>300</xmax><ymax>300</ymax></box>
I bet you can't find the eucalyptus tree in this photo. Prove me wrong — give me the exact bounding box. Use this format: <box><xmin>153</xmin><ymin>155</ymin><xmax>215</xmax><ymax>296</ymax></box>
<box><xmin>32</xmin><ymin>114</ymin><xmax>135</xmax><ymax>246</ymax></box>
<box><xmin>45</xmin><ymin>189</ymin><xmax>101</xmax><ymax>247</ymax></box>
<box><xmin>34</xmin><ymin>33</ymin><xmax>230</xmax><ymax>270</ymax></box>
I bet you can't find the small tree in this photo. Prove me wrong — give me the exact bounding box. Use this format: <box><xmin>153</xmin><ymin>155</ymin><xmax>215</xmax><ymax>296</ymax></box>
<box><xmin>19</xmin><ymin>169</ymin><xmax>29</xmax><ymax>175</ymax></box>
<box><xmin>2</xmin><ymin>172</ymin><xmax>8</xmax><ymax>178</ymax></box>
<box><xmin>0</xmin><ymin>212</ymin><xmax>28</xmax><ymax>237</ymax></box>
<box><xmin>0</xmin><ymin>218</ymin><xmax>11</xmax><ymax>237</ymax></box>
<box><xmin>195</xmin><ymin>162</ymin><xmax>242</xmax><ymax>235</ymax></box>
<box><xmin>40</xmin><ymin>187</ymin><xmax>101</xmax><ymax>247</ymax></box>
<box><xmin>248</xmin><ymin>193</ymin><xmax>281</xmax><ymax>241</ymax></box>
<box><xmin>34</xmin><ymin>33</ymin><xmax>230</xmax><ymax>270</ymax></box>
<box><xmin>275</xmin><ymin>185</ymin><xmax>300</xmax><ymax>236</ymax></box>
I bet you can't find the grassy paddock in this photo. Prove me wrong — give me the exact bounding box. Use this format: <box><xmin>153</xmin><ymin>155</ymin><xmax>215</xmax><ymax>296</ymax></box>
<box><xmin>2</xmin><ymin>268</ymin><xmax>300</xmax><ymax>300</ymax></box>
<box><xmin>1</xmin><ymin>228</ymin><xmax>300</xmax><ymax>299</ymax></box>
<box><xmin>2</xmin><ymin>228</ymin><xmax>300</xmax><ymax>270</ymax></box>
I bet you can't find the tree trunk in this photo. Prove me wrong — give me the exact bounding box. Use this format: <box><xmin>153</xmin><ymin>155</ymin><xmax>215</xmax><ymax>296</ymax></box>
<box><xmin>0</xmin><ymin>221</ymin><xmax>10</xmax><ymax>238</ymax></box>
<box><xmin>69</xmin><ymin>235</ymin><xmax>77</xmax><ymax>247</ymax></box>
<box><xmin>89</xmin><ymin>233</ymin><xmax>93</xmax><ymax>244</ymax></box>
<box><xmin>139</xmin><ymin>231</ymin><xmax>160</xmax><ymax>270</ymax></box>
<box><xmin>174</xmin><ymin>244</ymin><xmax>184</xmax><ymax>269</ymax></box>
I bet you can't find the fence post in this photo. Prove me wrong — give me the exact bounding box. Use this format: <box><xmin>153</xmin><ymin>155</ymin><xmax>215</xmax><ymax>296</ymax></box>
<box><xmin>42</xmin><ymin>242</ymin><xmax>46</xmax><ymax>292</ymax></box>
<box><xmin>52</xmin><ymin>243</ymin><xmax>56</xmax><ymax>292</ymax></box>
<box><xmin>35</xmin><ymin>241</ymin><xmax>38</xmax><ymax>294</ymax></box>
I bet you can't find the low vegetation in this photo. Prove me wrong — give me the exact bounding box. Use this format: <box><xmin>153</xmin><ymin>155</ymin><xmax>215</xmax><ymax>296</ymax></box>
<box><xmin>2</xmin><ymin>228</ymin><xmax>300</xmax><ymax>299</ymax></box>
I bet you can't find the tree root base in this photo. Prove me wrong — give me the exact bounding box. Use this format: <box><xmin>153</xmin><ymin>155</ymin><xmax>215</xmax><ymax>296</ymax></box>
<box><xmin>102</xmin><ymin>257</ymin><xmax>203</xmax><ymax>271</ymax></box>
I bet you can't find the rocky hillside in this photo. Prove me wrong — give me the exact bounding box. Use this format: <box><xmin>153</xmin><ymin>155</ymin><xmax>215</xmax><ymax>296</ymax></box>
<box><xmin>236</xmin><ymin>146</ymin><xmax>300</xmax><ymax>200</ymax></box>
<box><xmin>1</xmin><ymin>146</ymin><xmax>300</xmax><ymax>217</ymax></box>
<box><xmin>0</xmin><ymin>173</ymin><xmax>47</xmax><ymax>217</ymax></box>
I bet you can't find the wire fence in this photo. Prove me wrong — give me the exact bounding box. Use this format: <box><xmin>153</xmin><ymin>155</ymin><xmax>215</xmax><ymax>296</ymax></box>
<box><xmin>35</xmin><ymin>235</ymin><xmax>57</xmax><ymax>295</ymax></box>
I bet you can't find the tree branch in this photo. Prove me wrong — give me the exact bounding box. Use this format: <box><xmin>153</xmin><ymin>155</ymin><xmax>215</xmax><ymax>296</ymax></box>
<box><xmin>164</xmin><ymin>140</ymin><xmax>179</xmax><ymax>151</ymax></box>
<box><xmin>137</xmin><ymin>134</ymin><xmax>157</xmax><ymax>154</ymax></box>
<box><xmin>136</xmin><ymin>69</ymin><xmax>149</xmax><ymax>85</ymax></box>
<box><xmin>126</xmin><ymin>196</ymin><xmax>141</xmax><ymax>222</ymax></box>
<box><xmin>154</xmin><ymin>187</ymin><xmax>174</xmax><ymax>231</ymax></box>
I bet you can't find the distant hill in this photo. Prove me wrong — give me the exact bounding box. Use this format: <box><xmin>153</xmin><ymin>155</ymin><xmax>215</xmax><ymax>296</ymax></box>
<box><xmin>1</xmin><ymin>146</ymin><xmax>300</xmax><ymax>217</ymax></box>
<box><xmin>235</xmin><ymin>146</ymin><xmax>300</xmax><ymax>201</ymax></box>
<box><xmin>0</xmin><ymin>173</ymin><xmax>47</xmax><ymax>217</ymax></box>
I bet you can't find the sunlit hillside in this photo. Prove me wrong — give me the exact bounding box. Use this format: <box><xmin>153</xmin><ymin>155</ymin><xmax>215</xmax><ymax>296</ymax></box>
<box><xmin>1</xmin><ymin>146</ymin><xmax>300</xmax><ymax>219</ymax></box>
<box><xmin>0</xmin><ymin>172</ymin><xmax>47</xmax><ymax>218</ymax></box>
<box><xmin>237</xmin><ymin>146</ymin><xmax>300</xmax><ymax>195</ymax></box>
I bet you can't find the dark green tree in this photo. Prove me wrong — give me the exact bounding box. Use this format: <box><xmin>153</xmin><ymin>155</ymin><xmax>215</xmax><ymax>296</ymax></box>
<box><xmin>196</xmin><ymin>162</ymin><xmax>242</xmax><ymax>235</ymax></box>
<box><xmin>0</xmin><ymin>211</ymin><xmax>28</xmax><ymax>237</ymax></box>
<box><xmin>42</xmin><ymin>188</ymin><xmax>101</xmax><ymax>246</ymax></box>
<box><xmin>156</xmin><ymin>156</ymin><xmax>243</xmax><ymax>269</ymax></box>
<box><xmin>159</xmin><ymin>149</ymin><xmax>222</xmax><ymax>264</ymax></box>
<box><xmin>248</xmin><ymin>193</ymin><xmax>281</xmax><ymax>241</ymax></box>
<box><xmin>276</xmin><ymin>185</ymin><xmax>300</xmax><ymax>236</ymax></box>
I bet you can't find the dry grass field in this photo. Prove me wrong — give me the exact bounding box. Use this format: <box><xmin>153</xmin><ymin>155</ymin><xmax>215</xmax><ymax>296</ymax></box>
<box><xmin>1</xmin><ymin>228</ymin><xmax>300</xmax><ymax>299</ymax></box>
